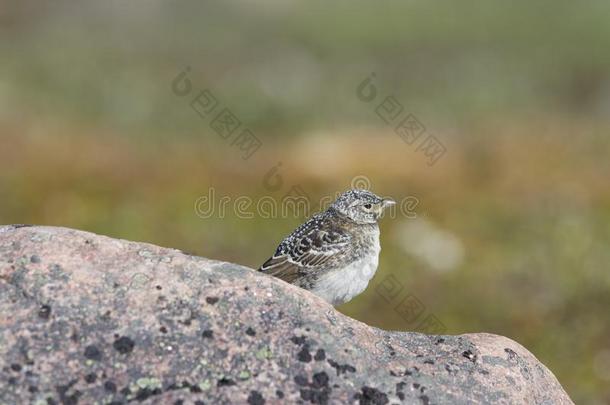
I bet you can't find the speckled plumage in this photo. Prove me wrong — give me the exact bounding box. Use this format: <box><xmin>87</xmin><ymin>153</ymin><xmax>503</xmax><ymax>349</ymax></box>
<box><xmin>258</xmin><ymin>189</ymin><xmax>395</xmax><ymax>305</ymax></box>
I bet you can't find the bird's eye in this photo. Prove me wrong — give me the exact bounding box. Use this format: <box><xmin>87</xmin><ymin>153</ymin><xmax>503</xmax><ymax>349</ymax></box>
<box><xmin>364</xmin><ymin>204</ymin><xmax>372</xmax><ymax>210</ymax></box>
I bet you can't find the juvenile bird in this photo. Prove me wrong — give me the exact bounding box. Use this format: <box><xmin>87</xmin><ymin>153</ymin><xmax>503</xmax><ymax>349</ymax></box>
<box><xmin>258</xmin><ymin>189</ymin><xmax>395</xmax><ymax>306</ymax></box>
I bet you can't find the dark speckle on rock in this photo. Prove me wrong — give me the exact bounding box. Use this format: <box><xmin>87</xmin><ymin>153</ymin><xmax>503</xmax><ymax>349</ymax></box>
<box><xmin>294</xmin><ymin>375</ymin><xmax>309</xmax><ymax>386</ymax></box>
<box><xmin>160</xmin><ymin>326</ymin><xmax>168</xmax><ymax>334</ymax></box>
<box><xmin>276</xmin><ymin>390</ymin><xmax>284</xmax><ymax>399</ymax></box>
<box><xmin>445</xmin><ymin>363</ymin><xmax>459</xmax><ymax>375</ymax></box>
<box><xmin>328</xmin><ymin>359</ymin><xmax>356</xmax><ymax>376</ymax></box>
<box><xmin>290</xmin><ymin>335</ymin><xmax>306</xmax><ymax>345</ymax></box>
<box><xmin>10</xmin><ymin>363</ymin><xmax>22</xmax><ymax>372</ymax></box>
<box><xmin>56</xmin><ymin>379</ymin><xmax>81</xmax><ymax>405</ymax></box>
<box><xmin>462</xmin><ymin>350</ymin><xmax>477</xmax><ymax>362</ymax></box>
<box><xmin>30</xmin><ymin>255</ymin><xmax>41</xmax><ymax>263</ymax></box>
<box><xmin>202</xmin><ymin>329</ymin><xmax>214</xmax><ymax>339</ymax></box>
<box><xmin>217</xmin><ymin>377</ymin><xmax>235</xmax><ymax>387</ymax></box>
<box><xmin>245</xmin><ymin>327</ymin><xmax>256</xmax><ymax>336</ymax></box>
<box><xmin>419</xmin><ymin>394</ymin><xmax>430</xmax><ymax>404</ymax></box>
<box><xmin>354</xmin><ymin>386</ymin><xmax>389</xmax><ymax>405</ymax></box>
<box><xmin>312</xmin><ymin>372</ymin><xmax>329</xmax><ymax>389</ymax></box>
<box><xmin>84</xmin><ymin>373</ymin><xmax>97</xmax><ymax>383</ymax></box>
<box><xmin>505</xmin><ymin>347</ymin><xmax>519</xmax><ymax>361</ymax></box>
<box><xmin>301</xmin><ymin>386</ymin><xmax>330</xmax><ymax>404</ymax></box>
<box><xmin>113</xmin><ymin>336</ymin><xmax>135</xmax><ymax>354</ymax></box>
<box><xmin>84</xmin><ymin>345</ymin><xmax>102</xmax><ymax>361</ymax></box>
<box><xmin>104</xmin><ymin>381</ymin><xmax>117</xmax><ymax>393</ymax></box>
<box><xmin>300</xmin><ymin>389</ymin><xmax>312</xmax><ymax>401</ymax></box>
<box><xmin>38</xmin><ymin>304</ymin><xmax>52</xmax><ymax>320</ymax></box>
<box><xmin>247</xmin><ymin>390</ymin><xmax>265</xmax><ymax>405</ymax></box>
<box><xmin>314</xmin><ymin>349</ymin><xmax>326</xmax><ymax>361</ymax></box>
<box><xmin>206</xmin><ymin>296</ymin><xmax>219</xmax><ymax>305</ymax></box>
<box><xmin>100</xmin><ymin>310</ymin><xmax>111</xmax><ymax>322</ymax></box>
<box><xmin>297</xmin><ymin>344</ymin><xmax>312</xmax><ymax>362</ymax></box>
<box><xmin>135</xmin><ymin>387</ymin><xmax>162</xmax><ymax>401</ymax></box>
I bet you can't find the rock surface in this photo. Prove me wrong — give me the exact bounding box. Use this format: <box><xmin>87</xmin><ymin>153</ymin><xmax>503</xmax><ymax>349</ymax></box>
<box><xmin>0</xmin><ymin>225</ymin><xmax>573</xmax><ymax>405</ymax></box>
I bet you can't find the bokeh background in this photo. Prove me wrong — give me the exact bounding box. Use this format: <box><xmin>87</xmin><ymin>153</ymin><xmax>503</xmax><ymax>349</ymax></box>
<box><xmin>2</xmin><ymin>1</ymin><xmax>609</xmax><ymax>402</ymax></box>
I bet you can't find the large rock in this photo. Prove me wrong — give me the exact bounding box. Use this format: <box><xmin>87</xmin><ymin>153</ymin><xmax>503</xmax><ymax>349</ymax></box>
<box><xmin>0</xmin><ymin>225</ymin><xmax>572</xmax><ymax>405</ymax></box>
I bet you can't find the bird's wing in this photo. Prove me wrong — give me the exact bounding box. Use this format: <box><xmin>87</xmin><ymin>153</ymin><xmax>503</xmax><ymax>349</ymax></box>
<box><xmin>258</xmin><ymin>216</ymin><xmax>351</xmax><ymax>283</ymax></box>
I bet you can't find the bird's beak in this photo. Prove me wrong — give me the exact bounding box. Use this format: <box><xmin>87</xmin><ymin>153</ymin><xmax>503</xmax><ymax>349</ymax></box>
<box><xmin>381</xmin><ymin>198</ymin><xmax>396</xmax><ymax>209</ymax></box>
<box><xmin>376</xmin><ymin>198</ymin><xmax>396</xmax><ymax>219</ymax></box>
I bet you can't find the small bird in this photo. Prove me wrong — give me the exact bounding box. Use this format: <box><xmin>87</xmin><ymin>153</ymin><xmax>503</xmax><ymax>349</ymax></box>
<box><xmin>259</xmin><ymin>189</ymin><xmax>395</xmax><ymax>306</ymax></box>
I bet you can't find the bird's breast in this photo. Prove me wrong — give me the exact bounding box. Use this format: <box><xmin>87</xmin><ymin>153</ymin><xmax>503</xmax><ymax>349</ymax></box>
<box><xmin>312</xmin><ymin>228</ymin><xmax>381</xmax><ymax>306</ymax></box>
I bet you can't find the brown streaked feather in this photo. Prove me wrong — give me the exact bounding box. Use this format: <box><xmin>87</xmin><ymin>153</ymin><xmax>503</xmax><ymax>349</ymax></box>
<box><xmin>258</xmin><ymin>219</ymin><xmax>352</xmax><ymax>284</ymax></box>
<box><xmin>258</xmin><ymin>230</ymin><xmax>349</xmax><ymax>283</ymax></box>
<box><xmin>259</xmin><ymin>256</ymin><xmax>303</xmax><ymax>283</ymax></box>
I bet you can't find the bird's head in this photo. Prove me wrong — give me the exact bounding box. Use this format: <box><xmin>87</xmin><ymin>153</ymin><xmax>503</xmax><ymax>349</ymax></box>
<box><xmin>331</xmin><ymin>189</ymin><xmax>395</xmax><ymax>224</ymax></box>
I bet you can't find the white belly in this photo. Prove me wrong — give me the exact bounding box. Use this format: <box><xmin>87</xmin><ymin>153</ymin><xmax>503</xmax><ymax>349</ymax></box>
<box><xmin>312</xmin><ymin>232</ymin><xmax>381</xmax><ymax>306</ymax></box>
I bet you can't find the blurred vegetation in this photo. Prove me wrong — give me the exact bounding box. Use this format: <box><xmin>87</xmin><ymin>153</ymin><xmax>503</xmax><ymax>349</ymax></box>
<box><xmin>1</xmin><ymin>1</ymin><xmax>610</xmax><ymax>403</ymax></box>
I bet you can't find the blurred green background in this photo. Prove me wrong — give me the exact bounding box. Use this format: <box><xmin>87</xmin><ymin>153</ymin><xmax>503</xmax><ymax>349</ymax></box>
<box><xmin>1</xmin><ymin>1</ymin><xmax>609</xmax><ymax>402</ymax></box>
